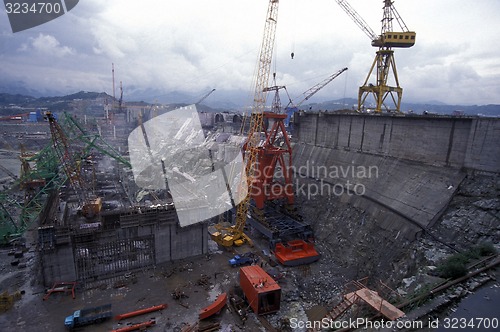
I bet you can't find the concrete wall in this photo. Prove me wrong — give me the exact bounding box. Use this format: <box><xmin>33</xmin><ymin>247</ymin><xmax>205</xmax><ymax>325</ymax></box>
<box><xmin>292</xmin><ymin>113</ymin><xmax>500</xmax><ymax>239</ymax></box>
<box><xmin>464</xmin><ymin>118</ymin><xmax>500</xmax><ymax>172</ymax></box>
<box><xmin>41</xmin><ymin>207</ymin><xmax>208</xmax><ymax>286</ymax></box>
<box><xmin>293</xmin><ymin>143</ymin><xmax>465</xmax><ymax>239</ymax></box>
<box><xmin>41</xmin><ymin>244</ymin><xmax>77</xmax><ymax>286</ymax></box>
<box><xmin>155</xmin><ymin>222</ymin><xmax>208</xmax><ymax>263</ymax></box>
<box><xmin>294</xmin><ymin>113</ymin><xmax>500</xmax><ymax>173</ymax></box>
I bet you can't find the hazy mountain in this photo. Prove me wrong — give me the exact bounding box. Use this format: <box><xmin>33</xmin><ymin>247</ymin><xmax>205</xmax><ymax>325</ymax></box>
<box><xmin>124</xmin><ymin>87</ymin><xmax>249</xmax><ymax>111</ymax></box>
<box><xmin>304</xmin><ymin>98</ymin><xmax>500</xmax><ymax>117</ymax></box>
<box><xmin>0</xmin><ymin>93</ymin><xmax>37</xmax><ymax>105</ymax></box>
<box><xmin>1</xmin><ymin>91</ymin><xmax>499</xmax><ymax>117</ymax></box>
<box><xmin>124</xmin><ymin>87</ymin><xmax>191</xmax><ymax>105</ymax></box>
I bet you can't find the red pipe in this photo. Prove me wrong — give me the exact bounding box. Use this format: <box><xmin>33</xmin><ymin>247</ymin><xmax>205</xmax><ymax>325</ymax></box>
<box><xmin>111</xmin><ymin>320</ymin><xmax>156</xmax><ymax>332</ymax></box>
<box><xmin>114</xmin><ymin>304</ymin><xmax>167</xmax><ymax>320</ymax></box>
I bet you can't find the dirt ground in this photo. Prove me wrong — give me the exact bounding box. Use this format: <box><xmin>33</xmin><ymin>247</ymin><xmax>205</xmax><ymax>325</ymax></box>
<box><xmin>0</xmin><ymin>231</ymin><xmax>307</xmax><ymax>332</ymax></box>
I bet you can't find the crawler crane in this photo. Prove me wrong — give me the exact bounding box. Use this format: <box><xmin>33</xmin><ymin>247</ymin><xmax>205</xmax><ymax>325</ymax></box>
<box><xmin>210</xmin><ymin>0</ymin><xmax>280</xmax><ymax>247</ymax></box>
<box><xmin>211</xmin><ymin>2</ymin><xmax>319</xmax><ymax>266</ymax></box>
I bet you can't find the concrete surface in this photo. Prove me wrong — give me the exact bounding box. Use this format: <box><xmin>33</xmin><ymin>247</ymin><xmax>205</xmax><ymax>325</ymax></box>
<box><xmin>293</xmin><ymin>112</ymin><xmax>500</xmax><ymax>173</ymax></box>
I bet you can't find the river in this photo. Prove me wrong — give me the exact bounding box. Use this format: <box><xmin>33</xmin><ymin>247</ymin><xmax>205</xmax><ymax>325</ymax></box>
<box><xmin>436</xmin><ymin>283</ymin><xmax>500</xmax><ymax>331</ymax></box>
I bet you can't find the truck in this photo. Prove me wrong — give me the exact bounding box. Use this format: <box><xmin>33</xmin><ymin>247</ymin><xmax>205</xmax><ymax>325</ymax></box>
<box><xmin>229</xmin><ymin>252</ymin><xmax>257</xmax><ymax>267</ymax></box>
<box><xmin>64</xmin><ymin>304</ymin><xmax>112</xmax><ymax>329</ymax></box>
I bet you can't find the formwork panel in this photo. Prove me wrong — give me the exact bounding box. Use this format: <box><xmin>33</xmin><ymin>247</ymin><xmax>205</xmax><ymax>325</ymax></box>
<box><xmin>73</xmin><ymin>235</ymin><xmax>155</xmax><ymax>281</ymax></box>
<box><xmin>41</xmin><ymin>245</ymin><xmax>77</xmax><ymax>285</ymax></box>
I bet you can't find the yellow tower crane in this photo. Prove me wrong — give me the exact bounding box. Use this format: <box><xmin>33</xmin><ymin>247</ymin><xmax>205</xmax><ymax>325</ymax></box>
<box><xmin>335</xmin><ymin>0</ymin><xmax>415</xmax><ymax>113</ymax></box>
<box><xmin>210</xmin><ymin>0</ymin><xmax>280</xmax><ymax>247</ymax></box>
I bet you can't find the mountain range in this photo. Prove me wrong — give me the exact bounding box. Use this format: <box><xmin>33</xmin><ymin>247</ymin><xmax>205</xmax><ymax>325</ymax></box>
<box><xmin>0</xmin><ymin>91</ymin><xmax>499</xmax><ymax>117</ymax></box>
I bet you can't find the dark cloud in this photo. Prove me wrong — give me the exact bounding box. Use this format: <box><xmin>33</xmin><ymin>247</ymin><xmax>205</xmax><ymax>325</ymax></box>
<box><xmin>0</xmin><ymin>0</ymin><xmax>499</xmax><ymax>105</ymax></box>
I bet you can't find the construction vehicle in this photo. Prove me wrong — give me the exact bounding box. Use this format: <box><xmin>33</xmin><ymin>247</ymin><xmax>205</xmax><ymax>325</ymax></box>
<box><xmin>64</xmin><ymin>303</ymin><xmax>112</xmax><ymax>329</ymax></box>
<box><xmin>210</xmin><ymin>0</ymin><xmax>319</xmax><ymax>266</ymax></box>
<box><xmin>229</xmin><ymin>252</ymin><xmax>258</xmax><ymax>267</ymax></box>
<box><xmin>45</xmin><ymin>111</ymin><xmax>130</xmax><ymax>218</ymax></box>
<box><xmin>335</xmin><ymin>0</ymin><xmax>415</xmax><ymax>112</ymax></box>
<box><xmin>210</xmin><ymin>0</ymin><xmax>280</xmax><ymax>247</ymax></box>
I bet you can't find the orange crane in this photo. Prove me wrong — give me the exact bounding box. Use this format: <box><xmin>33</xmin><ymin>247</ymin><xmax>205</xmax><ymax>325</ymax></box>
<box><xmin>335</xmin><ymin>0</ymin><xmax>415</xmax><ymax>112</ymax></box>
<box><xmin>210</xmin><ymin>0</ymin><xmax>280</xmax><ymax>247</ymax></box>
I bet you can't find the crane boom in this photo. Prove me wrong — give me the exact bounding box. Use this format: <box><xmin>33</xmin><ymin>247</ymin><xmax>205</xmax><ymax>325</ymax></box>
<box><xmin>195</xmin><ymin>88</ymin><xmax>216</xmax><ymax>104</ymax></box>
<box><xmin>0</xmin><ymin>163</ymin><xmax>17</xmax><ymax>180</ymax></box>
<box><xmin>235</xmin><ymin>0</ymin><xmax>279</xmax><ymax>237</ymax></box>
<box><xmin>46</xmin><ymin>112</ymin><xmax>101</xmax><ymax>218</ymax></box>
<box><xmin>210</xmin><ymin>0</ymin><xmax>279</xmax><ymax>247</ymax></box>
<box><xmin>296</xmin><ymin>67</ymin><xmax>348</xmax><ymax>107</ymax></box>
<box><xmin>335</xmin><ymin>0</ymin><xmax>378</xmax><ymax>42</ymax></box>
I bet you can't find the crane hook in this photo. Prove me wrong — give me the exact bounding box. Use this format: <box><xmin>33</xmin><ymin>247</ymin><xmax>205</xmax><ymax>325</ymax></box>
<box><xmin>291</xmin><ymin>52</ymin><xmax>294</xmax><ymax>59</ymax></box>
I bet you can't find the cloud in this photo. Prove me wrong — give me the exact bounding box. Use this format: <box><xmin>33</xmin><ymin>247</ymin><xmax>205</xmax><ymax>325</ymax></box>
<box><xmin>0</xmin><ymin>0</ymin><xmax>499</xmax><ymax>105</ymax></box>
<box><xmin>30</xmin><ymin>33</ymin><xmax>75</xmax><ymax>57</ymax></box>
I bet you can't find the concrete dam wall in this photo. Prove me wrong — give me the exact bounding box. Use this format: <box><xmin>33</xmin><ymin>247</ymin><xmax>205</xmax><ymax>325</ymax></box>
<box><xmin>292</xmin><ymin>113</ymin><xmax>500</xmax><ymax>239</ymax></box>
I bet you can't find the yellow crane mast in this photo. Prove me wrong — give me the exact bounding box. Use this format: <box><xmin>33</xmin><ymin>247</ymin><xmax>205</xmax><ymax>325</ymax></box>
<box><xmin>211</xmin><ymin>0</ymin><xmax>280</xmax><ymax>247</ymax></box>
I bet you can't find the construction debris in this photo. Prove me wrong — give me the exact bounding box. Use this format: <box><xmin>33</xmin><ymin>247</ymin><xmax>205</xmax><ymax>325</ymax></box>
<box><xmin>0</xmin><ymin>291</ymin><xmax>21</xmax><ymax>312</ymax></box>
<box><xmin>196</xmin><ymin>274</ymin><xmax>212</xmax><ymax>287</ymax></box>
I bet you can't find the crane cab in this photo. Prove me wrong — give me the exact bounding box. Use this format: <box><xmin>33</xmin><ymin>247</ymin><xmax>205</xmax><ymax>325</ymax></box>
<box><xmin>376</xmin><ymin>31</ymin><xmax>416</xmax><ymax>48</ymax></box>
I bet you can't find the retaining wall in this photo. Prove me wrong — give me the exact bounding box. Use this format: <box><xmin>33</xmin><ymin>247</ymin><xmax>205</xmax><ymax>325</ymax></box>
<box><xmin>292</xmin><ymin>113</ymin><xmax>500</xmax><ymax>239</ymax></box>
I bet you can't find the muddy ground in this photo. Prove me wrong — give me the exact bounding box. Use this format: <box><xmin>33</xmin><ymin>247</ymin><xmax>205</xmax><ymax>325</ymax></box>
<box><xmin>0</xmin><ymin>172</ymin><xmax>498</xmax><ymax>332</ymax></box>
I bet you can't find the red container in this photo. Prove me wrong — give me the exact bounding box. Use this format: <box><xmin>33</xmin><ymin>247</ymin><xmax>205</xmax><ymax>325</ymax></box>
<box><xmin>239</xmin><ymin>266</ymin><xmax>281</xmax><ymax>315</ymax></box>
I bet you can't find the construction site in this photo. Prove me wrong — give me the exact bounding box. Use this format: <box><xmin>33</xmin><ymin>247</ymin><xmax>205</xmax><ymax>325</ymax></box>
<box><xmin>1</xmin><ymin>1</ymin><xmax>499</xmax><ymax>332</ymax></box>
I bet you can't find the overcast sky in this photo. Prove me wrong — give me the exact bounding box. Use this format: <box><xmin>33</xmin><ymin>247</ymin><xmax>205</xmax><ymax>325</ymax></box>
<box><xmin>1</xmin><ymin>0</ymin><xmax>499</xmax><ymax>106</ymax></box>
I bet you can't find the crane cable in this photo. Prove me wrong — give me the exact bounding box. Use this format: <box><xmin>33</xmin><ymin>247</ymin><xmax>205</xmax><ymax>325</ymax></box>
<box><xmin>290</xmin><ymin>0</ymin><xmax>296</xmax><ymax>59</ymax></box>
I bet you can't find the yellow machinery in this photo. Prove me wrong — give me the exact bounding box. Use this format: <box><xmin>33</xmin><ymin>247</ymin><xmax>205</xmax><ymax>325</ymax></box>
<box><xmin>210</xmin><ymin>0</ymin><xmax>280</xmax><ymax>247</ymax></box>
<box><xmin>335</xmin><ymin>0</ymin><xmax>416</xmax><ymax>113</ymax></box>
